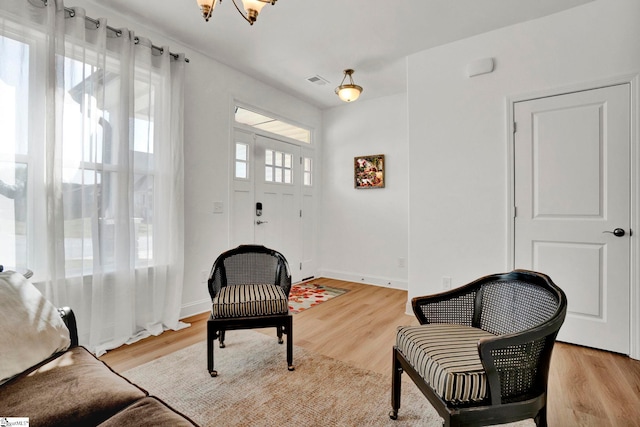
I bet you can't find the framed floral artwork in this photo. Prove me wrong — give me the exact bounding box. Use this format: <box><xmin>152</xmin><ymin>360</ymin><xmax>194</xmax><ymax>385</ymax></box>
<box><xmin>354</xmin><ymin>154</ymin><xmax>385</xmax><ymax>189</ymax></box>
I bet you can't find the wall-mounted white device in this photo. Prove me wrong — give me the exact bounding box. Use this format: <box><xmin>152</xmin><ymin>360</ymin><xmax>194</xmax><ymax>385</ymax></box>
<box><xmin>466</xmin><ymin>57</ymin><xmax>495</xmax><ymax>78</ymax></box>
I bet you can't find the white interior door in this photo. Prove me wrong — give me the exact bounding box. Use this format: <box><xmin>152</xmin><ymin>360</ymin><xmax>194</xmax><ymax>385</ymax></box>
<box><xmin>254</xmin><ymin>135</ymin><xmax>302</xmax><ymax>282</ymax></box>
<box><xmin>514</xmin><ymin>84</ymin><xmax>631</xmax><ymax>354</ymax></box>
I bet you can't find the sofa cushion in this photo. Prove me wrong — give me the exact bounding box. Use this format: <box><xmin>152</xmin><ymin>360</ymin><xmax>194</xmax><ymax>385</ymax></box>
<box><xmin>97</xmin><ymin>397</ymin><xmax>197</xmax><ymax>427</ymax></box>
<box><xmin>0</xmin><ymin>271</ymin><xmax>71</xmax><ymax>384</ymax></box>
<box><xmin>212</xmin><ymin>284</ymin><xmax>288</xmax><ymax>318</ymax></box>
<box><xmin>396</xmin><ymin>324</ymin><xmax>496</xmax><ymax>404</ymax></box>
<box><xmin>0</xmin><ymin>346</ymin><xmax>146</xmax><ymax>426</ymax></box>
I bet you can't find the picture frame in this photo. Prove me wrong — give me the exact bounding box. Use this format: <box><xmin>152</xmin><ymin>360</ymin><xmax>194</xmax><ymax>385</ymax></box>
<box><xmin>354</xmin><ymin>154</ymin><xmax>385</xmax><ymax>189</ymax></box>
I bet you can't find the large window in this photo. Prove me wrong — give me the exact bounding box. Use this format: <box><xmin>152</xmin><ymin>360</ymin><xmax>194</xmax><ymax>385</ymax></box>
<box><xmin>61</xmin><ymin>58</ymin><xmax>157</xmax><ymax>274</ymax></box>
<box><xmin>0</xmin><ymin>34</ymin><xmax>33</xmax><ymax>270</ymax></box>
<box><xmin>2</xmin><ymin>0</ymin><xmax>186</xmax><ymax>353</ymax></box>
<box><xmin>0</xmin><ymin>31</ymin><xmax>160</xmax><ymax>277</ymax></box>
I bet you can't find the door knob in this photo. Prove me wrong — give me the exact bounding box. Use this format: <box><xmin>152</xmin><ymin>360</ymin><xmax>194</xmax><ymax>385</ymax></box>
<box><xmin>603</xmin><ymin>228</ymin><xmax>625</xmax><ymax>237</ymax></box>
<box><xmin>256</xmin><ymin>220</ymin><xmax>268</xmax><ymax>225</ymax></box>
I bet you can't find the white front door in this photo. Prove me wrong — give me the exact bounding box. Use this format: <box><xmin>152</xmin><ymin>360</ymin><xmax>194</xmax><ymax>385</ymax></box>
<box><xmin>514</xmin><ymin>84</ymin><xmax>631</xmax><ymax>354</ymax></box>
<box><xmin>254</xmin><ymin>135</ymin><xmax>303</xmax><ymax>282</ymax></box>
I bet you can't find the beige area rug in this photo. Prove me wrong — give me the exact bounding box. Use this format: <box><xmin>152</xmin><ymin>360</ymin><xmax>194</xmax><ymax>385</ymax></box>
<box><xmin>123</xmin><ymin>331</ymin><xmax>535</xmax><ymax>427</ymax></box>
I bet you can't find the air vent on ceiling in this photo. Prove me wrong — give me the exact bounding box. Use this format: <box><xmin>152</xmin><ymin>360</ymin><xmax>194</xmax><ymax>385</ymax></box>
<box><xmin>306</xmin><ymin>75</ymin><xmax>330</xmax><ymax>86</ymax></box>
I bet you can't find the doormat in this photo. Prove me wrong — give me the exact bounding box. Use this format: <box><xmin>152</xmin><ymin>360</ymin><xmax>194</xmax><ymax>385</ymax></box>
<box><xmin>288</xmin><ymin>282</ymin><xmax>349</xmax><ymax>313</ymax></box>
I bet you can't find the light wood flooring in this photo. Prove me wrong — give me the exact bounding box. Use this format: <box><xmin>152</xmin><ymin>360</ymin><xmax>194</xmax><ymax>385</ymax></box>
<box><xmin>100</xmin><ymin>278</ymin><xmax>640</xmax><ymax>426</ymax></box>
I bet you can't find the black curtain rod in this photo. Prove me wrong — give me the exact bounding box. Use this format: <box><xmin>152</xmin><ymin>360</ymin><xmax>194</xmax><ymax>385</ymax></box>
<box><xmin>41</xmin><ymin>1</ymin><xmax>189</xmax><ymax>63</ymax></box>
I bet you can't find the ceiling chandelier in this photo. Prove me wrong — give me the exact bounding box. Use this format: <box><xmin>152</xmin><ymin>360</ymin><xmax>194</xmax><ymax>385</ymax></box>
<box><xmin>196</xmin><ymin>0</ymin><xmax>277</xmax><ymax>25</ymax></box>
<box><xmin>335</xmin><ymin>69</ymin><xmax>363</xmax><ymax>103</ymax></box>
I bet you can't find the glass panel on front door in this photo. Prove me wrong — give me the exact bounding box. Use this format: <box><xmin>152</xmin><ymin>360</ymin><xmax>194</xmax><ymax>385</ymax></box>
<box><xmin>264</xmin><ymin>149</ymin><xmax>292</xmax><ymax>184</ymax></box>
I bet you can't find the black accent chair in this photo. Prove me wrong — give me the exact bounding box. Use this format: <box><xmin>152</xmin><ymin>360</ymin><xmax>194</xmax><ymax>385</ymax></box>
<box><xmin>390</xmin><ymin>270</ymin><xmax>567</xmax><ymax>427</ymax></box>
<box><xmin>207</xmin><ymin>244</ymin><xmax>294</xmax><ymax>377</ymax></box>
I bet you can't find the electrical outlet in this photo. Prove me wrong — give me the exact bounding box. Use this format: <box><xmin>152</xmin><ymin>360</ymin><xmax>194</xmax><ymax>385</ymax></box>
<box><xmin>213</xmin><ymin>201</ymin><xmax>224</xmax><ymax>214</ymax></box>
<box><xmin>442</xmin><ymin>276</ymin><xmax>452</xmax><ymax>290</ymax></box>
<box><xmin>201</xmin><ymin>270</ymin><xmax>208</xmax><ymax>283</ymax></box>
<box><xmin>397</xmin><ymin>257</ymin><xmax>406</xmax><ymax>268</ymax></box>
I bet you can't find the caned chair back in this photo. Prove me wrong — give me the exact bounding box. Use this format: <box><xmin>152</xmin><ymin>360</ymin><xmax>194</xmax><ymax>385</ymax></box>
<box><xmin>208</xmin><ymin>245</ymin><xmax>291</xmax><ymax>299</ymax></box>
<box><xmin>477</xmin><ymin>273</ymin><xmax>564</xmax><ymax>335</ymax></box>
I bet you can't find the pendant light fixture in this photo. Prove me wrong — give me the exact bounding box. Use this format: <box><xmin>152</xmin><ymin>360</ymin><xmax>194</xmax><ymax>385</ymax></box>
<box><xmin>196</xmin><ymin>0</ymin><xmax>277</xmax><ymax>25</ymax></box>
<box><xmin>335</xmin><ymin>69</ymin><xmax>363</xmax><ymax>102</ymax></box>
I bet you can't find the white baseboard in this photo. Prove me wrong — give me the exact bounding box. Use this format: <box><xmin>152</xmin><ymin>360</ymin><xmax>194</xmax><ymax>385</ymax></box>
<box><xmin>180</xmin><ymin>298</ymin><xmax>210</xmax><ymax>320</ymax></box>
<box><xmin>317</xmin><ymin>269</ymin><xmax>408</xmax><ymax>290</ymax></box>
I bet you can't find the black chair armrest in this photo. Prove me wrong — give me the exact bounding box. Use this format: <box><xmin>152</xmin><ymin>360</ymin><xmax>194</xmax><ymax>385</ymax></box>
<box><xmin>477</xmin><ymin>307</ymin><xmax>566</xmax><ymax>405</ymax></box>
<box><xmin>58</xmin><ymin>307</ymin><xmax>79</xmax><ymax>347</ymax></box>
<box><xmin>411</xmin><ymin>283</ymin><xmax>480</xmax><ymax>325</ymax></box>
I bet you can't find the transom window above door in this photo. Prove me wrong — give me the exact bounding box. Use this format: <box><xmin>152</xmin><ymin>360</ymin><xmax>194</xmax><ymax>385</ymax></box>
<box><xmin>235</xmin><ymin>106</ymin><xmax>311</xmax><ymax>144</ymax></box>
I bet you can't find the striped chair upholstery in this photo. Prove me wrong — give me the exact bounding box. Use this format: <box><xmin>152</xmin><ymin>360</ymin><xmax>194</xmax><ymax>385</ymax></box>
<box><xmin>211</xmin><ymin>284</ymin><xmax>289</xmax><ymax>318</ymax></box>
<box><xmin>396</xmin><ymin>324</ymin><xmax>496</xmax><ymax>403</ymax></box>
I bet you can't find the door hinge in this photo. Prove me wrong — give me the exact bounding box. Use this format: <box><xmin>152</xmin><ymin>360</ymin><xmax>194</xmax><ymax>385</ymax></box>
<box><xmin>514</xmin><ymin>206</ymin><xmax>517</xmax><ymax>218</ymax></box>
<box><xmin>513</xmin><ymin>122</ymin><xmax>517</xmax><ymax>133</ymax></box>
<box><xmin>300</xmin><ymin>209</ymin><xmax>302</xmax><ymax>218</ymax></box>
<box><xmin>299</xmin><ymin>262</ymin><xmax>302</xmax><ymax>270</ymax></box>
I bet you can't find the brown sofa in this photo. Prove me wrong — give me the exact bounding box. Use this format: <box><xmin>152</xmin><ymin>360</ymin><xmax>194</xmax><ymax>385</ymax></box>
<box><xmin>0</xmin><ymin>307</ymin><xmax>198</xmax><ymax>426</ymax></box>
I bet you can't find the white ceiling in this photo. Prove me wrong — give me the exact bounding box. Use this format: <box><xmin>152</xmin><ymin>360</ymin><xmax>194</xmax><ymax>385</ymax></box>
<box><xmin>86</xmin><ymin>0</ymin><xmax>594</xmax><ymax>110</ymax></box>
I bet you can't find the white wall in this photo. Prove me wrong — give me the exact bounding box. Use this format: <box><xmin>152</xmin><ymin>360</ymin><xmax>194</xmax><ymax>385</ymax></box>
<box><xmin>407</xmin><ymin>0</ymin><xmax>640</xmax><ymax>301</ymax></box>
<box><xmin>320</xmin><ymin>93</ymin><xmax>409</xmax><ymax>289</ymax></box>
<box><xmin>73</xmin><ymin>0</ymin><xmax>323</xmax><ymax>318</ymax></box>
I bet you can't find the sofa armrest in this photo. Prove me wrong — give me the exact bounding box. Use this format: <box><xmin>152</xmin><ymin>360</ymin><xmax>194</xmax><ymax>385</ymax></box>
<box><xmin>58</xmin><ymin>307</ymin><xmax>79</xmax><ymax>347</ymax></box>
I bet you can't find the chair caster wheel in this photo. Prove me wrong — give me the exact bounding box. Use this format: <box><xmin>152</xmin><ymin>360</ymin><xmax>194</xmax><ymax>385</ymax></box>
<box><xmin>389</xmin><ymin>410</ymin><xmax>398</xmax><ymax>420</ymax></box>
<box><xmin>288</xmin><ymin>365</ymin><xmax>295</xmax><ymax>371</ymax></box>
<box><xmin>209</xmin><ymin>370</ymin><xmax>218</xmax><ymax>377</ymax></box>
<box><xmin>219</xmin><ymin>343</ymin><xmax>225</xmax><ymax>348</ymax></box>
<box><xmin>278</xmin><ymin>338</ymin><xmax>284</xmax><ymax>344</ymax></box>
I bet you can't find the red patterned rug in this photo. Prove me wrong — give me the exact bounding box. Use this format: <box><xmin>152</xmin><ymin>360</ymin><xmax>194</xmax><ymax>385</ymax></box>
<box><xmin>288</xmin><ymin>282</ymin><xmax>349</xmax><ymax>313</ymax></box>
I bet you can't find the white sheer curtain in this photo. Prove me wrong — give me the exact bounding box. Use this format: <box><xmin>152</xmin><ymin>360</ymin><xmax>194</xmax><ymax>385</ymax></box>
<box><xmin>0</xmin><ymin>0</ymin><xmax>186</xmax><ymax>355</ymax></box>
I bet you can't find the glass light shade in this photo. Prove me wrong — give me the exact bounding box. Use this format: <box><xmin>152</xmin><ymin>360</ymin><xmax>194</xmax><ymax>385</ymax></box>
<box><xmin>335</xmin><ymin>69</ymin><xmax>363</xmax><ymax>102</ymax></box>
<box><xmin>242</xmin><ymin>0</ymin><xmax>268</xmax><ymax>13</ymax></box>
<box><xmin>337</xmin><ymin>85</ymin><xmax>362</xmax><ymax>102</ymax></box>
<box><xmin>197</xmin><ymin>0</ymin><xmax>216</xmax><ymax>9</ymax></box>
<box><xmin>197</xmin><ymin>0</ymin><xmax>216</xmax><ymax>21</ymax></box>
